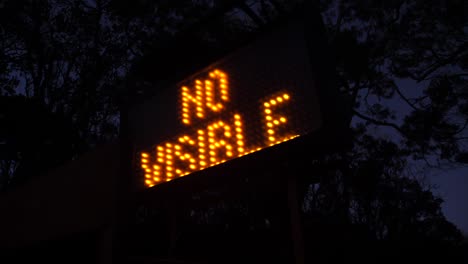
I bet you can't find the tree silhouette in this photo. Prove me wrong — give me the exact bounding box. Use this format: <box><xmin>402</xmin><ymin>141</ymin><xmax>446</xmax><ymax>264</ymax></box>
<box><xmin>0</xmin><ymin>0</ymin><xmax>466</xmax><ymax>261</ymax></box>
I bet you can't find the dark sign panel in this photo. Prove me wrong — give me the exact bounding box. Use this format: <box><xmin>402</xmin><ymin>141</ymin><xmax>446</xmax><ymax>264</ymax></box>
<box><xmin>131</xmin><ymin>19</ymin><xmax>321</xmax><ymax>188</ymax></box>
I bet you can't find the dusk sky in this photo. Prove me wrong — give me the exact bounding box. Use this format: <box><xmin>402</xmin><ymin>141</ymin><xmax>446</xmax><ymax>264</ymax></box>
<box><xmin>0</xmin><ymin>1</ymin><xmax>466</xmax><ymax>263</ymax></box>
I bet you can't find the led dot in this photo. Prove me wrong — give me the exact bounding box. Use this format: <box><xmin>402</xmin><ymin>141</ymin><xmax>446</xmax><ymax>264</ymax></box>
<box><xmin>189</xmin><ymin>140</ymin><xmax>195</xmax><ymax>145</ymax></box>
<box><xmin>184</xmin><ymin>154</ymin><xmax>190</xmax><ymax>159</ymax></box>
<box><xmin>227</xmin><ymin>151</ymin><xmax>233</xmax><ymax>156</ymax></box>
<box><xmin>234</xmin><ymin>115</ymin><xmax>241</xmax><ymax>119</ymax></box>
<box><xmin>167</xmin><ymin>172</ymin><xmax>173</xmax><ymax>177</ymax></box>
<box><xmin>196</xmin><ymin>80</ymin><xmax>202</xmax><ymax>84</ymax></box>
<box><xmin>237</xmin><ymin>141</ymin><xmax>244</xmax><ymax>146</ymax></box>
<box><xmin>153</xmin><ymin>165</ymin><xmax>160</xmax><ymax>170</ymax></box>
<box><xmin>269</xmin><ymin>136</ymin><xmax>275</xmax><ymax>141</ymax></box>
<box><xmin>167</xmin><ymin>166</ymin><xmax>173</xmax><ymax>171</ymax></box>
<box><xmin>270</xmin><ymin>99</ymin><xmax>277</xmax><ymax>105</ymax></box>
<box><xmin>235</xmin><ymin>121</ymin><xmax>241</xmax><ymax>126</ymax></box>
<box><xmin>224</xmin><ymin>132</ymin><xmax>232</xmax><ymax>137</ymax></box>
<box><xmin>145</xmin><ymin>180</ymin><xmax>152</xmax><ymax>185</ymax></box>
<box><xmin>266</xmin><ymin>116</ymin><xmax>272</xmax><ymax>121</ymax></box>
<box><xmin>190</xmin><ymin>164</ymin><xmax>196</xmax><ymax>169</ymax></box>
<box><xmin>236</xmin><ymin>134</ymin><xmax>243</xmax><ymax>139</ymax></box>
<box><xmin>157</xmin><ymin>158</ymin><xmax>163</xmax><ymax>163</ymax></box>
<box><xmin>179</xmin><ymin>137</ymin><xmax>185</xmax><ymax>143</ymax></box>
<box><xmin>182</xmin><ymin>113</ymin><xmax>189</xmax><ymax>118</ymax></box>
<box><xmin>283</xmin><ymin>94</ymin><xmax>290</xmax><ymax>100</ymax></box>
<box><xmin>268</xmin><ymin>129</ymin><xmax>275</xmax><ymax>134</ymax></box>
<box><xmin>238</xmin><ymin>148</ymin><xmax>244</xmax><ymax>152</ymax></box>
<box><xmin>264</xmin><ymin>102</ymin><xmax>270</xmax><ymax>107</ymax></box>
<box><xmin>215</xmin><ymin>142</ymin><xmax>220</xmax><ymax>147</ymax></box>
<box><xmin>200</xmin><ymin>155</ymin><xmax>205</xmax><ymax>159</ymax></box>
<box><xmin>157</xmin><ymin>146</ymin><xmax>163</xmax><ymax>151</ymax></box>
<box><xmin>265</xmin><ymin>109</ymin><xmax>272</xmax><ymax>114</ymax></box>
<box><xmin>209</xmin><ymin>144</ymin><xmax>215</xmax><ymax>149</ymax></box>
<box><xmin>145</xmin><ymin>174</ymin><xmax>151</xmax><ymax>178</ymax></box>
<box><xmin>141</xmin><ymin>153</ymin><xmax>149</xmax><ymax>158</ymax></box>
<box><xmin>210</xmin><ymin>157</ymin><xmax>216</xmax><ymax>162</ymax></box>
<box><xmin>175</xmin><ymin>151</ymin><xmax>181</xmax><ymax>156</ymax></box>
<box><xmin>280</xmin><ymin>117</ymin><xmax>286</xmax><ymax>122</ymax></box>
<box><xmin>196</xmin><ymin>113</ymin><xmax>203</xmax><ymax>118</ymax></box>
<box><xmin>200</xmin><ymin>161</ymin><xmax>206</xmax><ymax>166</ymax></box>
<box><xmin>190</xmin><ymin>158</ymin><xmax>196</xmax><ymax>163</ymax></box>
<box><xmin>166</xmin><ymin>155</ymin><xmax>171</xmax><ymax>159</ymax></box>
<box><xmin>142</xmin><ymin>164</ymin><xmax>148</xmax><ymax>169</ymax></box>
<box><xmin>145</xmin><ymin>169</ymin><xmax>151</xmax><ymax>173</ymax></box>
<box><xmin>153</xmin><ymin>171</ymin><xmax>160</xmax><ymax>175</ymax></box>
<box><xmin>277</xmin><ymin>97</ymin><xmax>283</xmax><ymax>102</ymax></box>
<box><xmin>209</xmin><ymin>151</ymin><xmax>215</xmax><ymax>156</ymax></box>
<box><xmin>267</xmin><ymin>123</ymin><xmax>273</xmax><ymax>127</ymax></box>
<box><xmin>226</xmin><ymin>145</ymin><xmax>232</xmax><ymax>150</ymax></box>
<box><xmin>274</xmin><ymin>120</ymin><xmax>280</xmax><ymax>125</ymax></box>
<box><xmin>153</xmin><ymin>177</ymin><xmax>160</xmax><ymax>182</ymax></box>
<box><xmin>183</xmin><ymin>119</ymin><xmax>189</xmax><ymax>124</ymax></box>
<box><xmin>236</xmin><ymin>128</ymin><xmax>242</xmax><ymax>132</ymax></box>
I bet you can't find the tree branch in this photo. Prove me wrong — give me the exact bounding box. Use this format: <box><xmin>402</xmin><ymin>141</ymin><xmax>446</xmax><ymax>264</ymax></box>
<box><xmin>352</xmin><ymin>109</ymin><xmax>405</xmax><ymax>135</ymax></box>
<box><xmin>394</xmin><ymin>85</ymin><xmax>421</xmax><ymax>111</ymax></box>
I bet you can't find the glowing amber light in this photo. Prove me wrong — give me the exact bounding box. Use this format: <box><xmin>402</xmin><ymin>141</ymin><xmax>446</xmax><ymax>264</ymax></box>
<box><xmin>181</xmin><ymin>69</ymin><xmax>229</xmax><ymax>125</ymax></box>
<box><xmin>263</xmin><ymin>93</ymin><xmax>291</xmax><ymax>145</ymax></box>
<box><xmin>140</xmin><ymin>69</ymin><xmax>303</xmax><ymax>188</ymax></box>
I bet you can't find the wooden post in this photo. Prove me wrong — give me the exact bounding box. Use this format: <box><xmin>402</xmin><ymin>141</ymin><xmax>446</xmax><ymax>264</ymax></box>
<box><xmin>288</xmin><ymin>172</ymin><xmax>305</xmax><ymax>264</ymax></box>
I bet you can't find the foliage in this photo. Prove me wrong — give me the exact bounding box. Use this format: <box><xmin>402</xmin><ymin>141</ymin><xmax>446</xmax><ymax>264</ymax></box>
<box><xmin>0</xmin><ymin>0</ymin><xmax>466</xmax><ymax>258</ymax></box>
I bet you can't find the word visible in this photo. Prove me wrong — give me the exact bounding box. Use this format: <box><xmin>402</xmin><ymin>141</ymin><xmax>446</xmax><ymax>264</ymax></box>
<box><xmin>140</xmin><ymin>69</ymin><xmax>298</xmax><ymax>187</ymax></box>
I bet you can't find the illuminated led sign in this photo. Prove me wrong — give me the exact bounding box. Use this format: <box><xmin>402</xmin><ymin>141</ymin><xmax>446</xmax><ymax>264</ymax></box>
<box><xmin>135</xmin><ymin>21</ymin><xmax>322</xmax><ymax>188</ymax></box>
